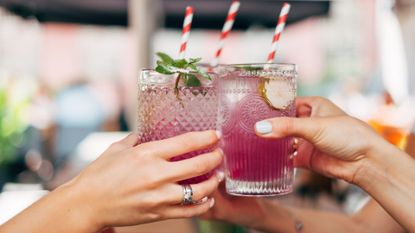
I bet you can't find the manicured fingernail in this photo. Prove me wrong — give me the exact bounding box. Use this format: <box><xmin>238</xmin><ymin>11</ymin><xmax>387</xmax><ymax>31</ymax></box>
<box><xmin>209</xmin><ymin>198</ymin><xmax>215</xmax><ymax>208</ymax></box>
<box><xmin>255</xmin><ymin>121</ymin><xmax>272</xmax><ymax>134</ymax></box>
<box><xmin>216</xmin><ymin>171</ymin><xmax>225</xmax><ymax>182</ymax></box>
<box><xmin>215</xmin><ymin>130</ymin><xmax>222</xmax><ymax>139</ymax></box>
<box><xmin>201</xmin><ymin>196</ymin><xmax>208</xmax><ymax>203</ymax></box>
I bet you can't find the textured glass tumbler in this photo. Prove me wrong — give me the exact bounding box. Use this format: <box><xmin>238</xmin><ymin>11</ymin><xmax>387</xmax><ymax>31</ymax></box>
<box><xmin>217</xmin><ymin>63</ymin><xmax>297</xmax><ymax>196</ymax></box>
<box><xmin>137</xmin><ymin>70</ymin><xmax>218</xmax><ymax>184</ymax></box>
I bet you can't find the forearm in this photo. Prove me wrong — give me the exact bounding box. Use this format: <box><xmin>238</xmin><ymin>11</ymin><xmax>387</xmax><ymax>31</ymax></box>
<box><xmin>256</xmin><ymin>201</ymin><xmax>366</xmax><ymax>233</ymax></box>
<box><xmin>0</xmin><ymin>181</ymin><xmax>100</xmax><ymax>233</ymax></box>
<box><xmin>355</xmin><ymin>141</ymin><xmax>415</xmax><ymax>232</ymax></box>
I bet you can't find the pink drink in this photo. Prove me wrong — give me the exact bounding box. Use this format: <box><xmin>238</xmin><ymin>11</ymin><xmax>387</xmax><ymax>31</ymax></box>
<box><xmin>137</xmin><ymin>70</ymin><xmax>217</xmax><ymax>184</ymax></box>
<box><xmin>218</xmin><ymin>64</ymin><xmax>297</xmax><ymax>196</ymax></box>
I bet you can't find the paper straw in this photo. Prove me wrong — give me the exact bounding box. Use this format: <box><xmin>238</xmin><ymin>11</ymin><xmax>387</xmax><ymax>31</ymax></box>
<box><xmin>211</xmin><ymin>1</ymin><xmax>240</xmax><ymax>67</ymax></box>
<box><xmin>179</xmin><ymin>6</ymin><xmax>194</xmax><ymax>59</ymax></box>
<box><xmin>266</xmin><ymin>2</ymin><xmax>291</xmax><ymax>63</ymax></box>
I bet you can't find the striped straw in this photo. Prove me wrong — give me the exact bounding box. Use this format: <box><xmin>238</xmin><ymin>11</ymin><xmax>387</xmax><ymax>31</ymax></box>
<box><xmin>211</xmin><ymin>1</ymin><xmax>241</xmax><ymax>67</ymax></box>
<box><xmin>179</xmin><ymin>6</ymin><xmax>194</xmax><ymax>59</ymax></box>
<box><xmin>266</xmin><ymin>2</ymin><xmax>291</xmax><ymax>63</ymax></box>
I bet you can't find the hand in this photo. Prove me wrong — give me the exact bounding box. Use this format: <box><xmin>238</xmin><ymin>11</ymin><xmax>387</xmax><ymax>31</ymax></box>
<box><xmin>200</xmin><ymin>184</ymin><xmax>270</xmax><ymax>230</ymax></box>
<box><xmin>255</xmin><ymin>96</ymin><xmax>386</xmax><ymax>184</ymax></box>
<box><xmin>61</xmin><ymin>131</ymin><xmax>223</xmax><ymax>231</ymax></box>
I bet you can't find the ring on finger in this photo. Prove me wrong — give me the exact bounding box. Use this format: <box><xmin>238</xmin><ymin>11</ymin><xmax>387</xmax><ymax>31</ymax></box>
<box><xmin>182</xmin><ymin>184</ymin><xmax>193</xmax><ymax>205</ymax></box>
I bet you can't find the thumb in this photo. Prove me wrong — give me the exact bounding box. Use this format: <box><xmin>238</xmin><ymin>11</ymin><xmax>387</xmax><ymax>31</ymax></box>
<box><xmin>254</xmin><ymin>117</ymin><xmax>324</xmax><ymax>144</ymax></box>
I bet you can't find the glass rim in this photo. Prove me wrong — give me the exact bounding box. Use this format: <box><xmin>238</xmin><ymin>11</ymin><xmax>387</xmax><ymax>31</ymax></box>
<box><xmin>140</xmin><ymin>68</ymin><xmax>216</xmax><ymax>76</ymax></box>
<box><xmin>219</xmin><ymin>62</ymin><xmax>296</xmax><ymax>69</ymax></box>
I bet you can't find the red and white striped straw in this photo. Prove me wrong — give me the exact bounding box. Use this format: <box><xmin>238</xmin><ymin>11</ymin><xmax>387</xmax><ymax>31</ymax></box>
<box><xmin>211</xmin><ymin>1</ymin><xmax>240</xmax><ymax>67</ymax></box>
<box><xmin>179</xmin><ymin>6</ymin><xmax>194</xmax><ymax>59</ymax></box>
<box><xmin>266</xmin><ymin>2</ymin><xmax>291</xmax><ymax>63</ymax></box>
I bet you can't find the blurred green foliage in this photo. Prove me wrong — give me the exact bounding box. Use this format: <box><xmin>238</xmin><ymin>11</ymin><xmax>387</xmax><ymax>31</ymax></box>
<box><xmin>0</xmin><ymin>87</ymin><xmax>28</xmax><ymax>166</ymax></box>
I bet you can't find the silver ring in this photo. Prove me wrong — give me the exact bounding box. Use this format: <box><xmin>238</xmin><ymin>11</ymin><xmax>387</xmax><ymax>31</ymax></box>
<box><xmin>182</xmin><ymin>184</ymin><xmax>193</xmax><ymax>205</ymax></box>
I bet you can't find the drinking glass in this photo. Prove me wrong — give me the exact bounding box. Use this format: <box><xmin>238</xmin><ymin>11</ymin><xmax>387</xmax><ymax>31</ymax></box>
<box><xmin>217</xmin><ymin>63</ymin><xmax>297</xmax><ymax>196</ymax></box>
<box><xmin>137</xmin><ymin>69</ymin><xmax>218</xmax><ymax>184</ymax></box>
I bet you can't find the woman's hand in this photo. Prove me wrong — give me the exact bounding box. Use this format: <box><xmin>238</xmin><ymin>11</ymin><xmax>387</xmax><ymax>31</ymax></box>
<box><xmin>70</xmin><ymin>130</ymin><xmax>223</xmax><ymax>231</ymax></box>
<box><xmin>255</xmin><ymin>96</ymin><xmax>385</xmax><ymax>184</ymax></box>
<box><xmin>202</xmin><ymin>97</ymin><xmax>415</xmax><ymax>232</ymax></box>
<box><xmin>200</xmin><ymin>184</ymin><xmax>272</xmax><ymax>230</ymax></box>
<box><xmin>201</xmin><ymin>97</ymin><xmax>403</xmax><ymax>232</ymax></box>
<box><xmin>202</xmin><ymin>97</ymin><xmax>378</xmax><ymax>228</ymax></box>
<box><xmin>0</xmin><ymin>131</ymin><xmax>223</xmax><ymax>233</ymax></box>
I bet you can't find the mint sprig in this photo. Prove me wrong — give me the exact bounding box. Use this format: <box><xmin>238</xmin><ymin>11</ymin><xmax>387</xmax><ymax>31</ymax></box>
<box><xmin>155</xmin><ymin>52</ymin><xmax>211</xmax><ymax>96</ymax></box>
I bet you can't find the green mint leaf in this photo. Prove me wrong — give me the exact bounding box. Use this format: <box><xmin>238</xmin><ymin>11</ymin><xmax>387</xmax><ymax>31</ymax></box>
<box><xmin>188</xmin><ymin>64</ymin><xmax>211</xmax><ymax>80</ymax></box>
<box><xmin>189</xmin><ymin>57</ymin><xmax>202</xmax><ymax>64</ymax></box>
<box><xmin>173</xmin><ymin>59</ymin><xmax>187</xmax><ymax>68</ymax></box>
<box><xmin>187</xmin><ymin>63</ymin><xmax>198</xmax><ymax>72</ymax></box>
<box><xmin>155</xmin><ymin>61</ymin><xmax>175</xmax><ymax>74</ymax></box>
<box><xmin>185</xmin><ymin>74</ymin><xmax>202</xmax><ymax>87</ymax></box>
<box><xmin>156</xmin><ymin>52</ymin><xmax>174</xmax><ymax>64</ymax></box>
<box><xmin>155</xmin><ymin>52</ymin><xmax>209</xmax><ymax>95</ymax></box>
<box><xmin>155</xmin><ymin>65</ymin><xmax>174</xmax><ymax>74</ymax></box>
<box><xmin>198</xmin><ymin>69</ymin><xmax>211</xmax><ymax>80</ymax></box>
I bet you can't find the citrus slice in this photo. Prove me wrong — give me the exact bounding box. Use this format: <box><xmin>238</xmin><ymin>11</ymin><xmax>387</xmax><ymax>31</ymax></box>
<box><xmin>259</xmin><ymin>78</ymin><xmax>295</xmax><ymax>109</ymax></box>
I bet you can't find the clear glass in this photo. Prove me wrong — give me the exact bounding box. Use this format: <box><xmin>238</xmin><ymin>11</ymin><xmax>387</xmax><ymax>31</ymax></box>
<box><xmin>137</xmin><ymin>70</ymin><xmax>218</xmax><ymax>184</ymax></box>
<box><xmin>217</xmin><ymin>63</ymin><xmax>297</xmax><ymax>196</ymax></box>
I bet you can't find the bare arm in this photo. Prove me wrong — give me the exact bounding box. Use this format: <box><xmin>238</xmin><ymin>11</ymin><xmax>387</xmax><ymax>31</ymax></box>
<box><xmin>259</xmin><ymin>198</ymin><xmax>404</xmax><ymax>233</ymax></box>
<box><xmin>203</xmin><ymin>97</ymin><xmax>413</xmax><ymax>232</ymax></box>
<box><xmin>0</xmin><ymin>131</ymin><xmax>222</xmax><ymax>233</ymax></box>
<box><xmin>0</xmin><ymin>181</ymin><xmax>100</xmax><ymax>233</ymax></box>
<box><xmin>354</xmin><ymin>142</ymin><xmax>415</xmax><ymax>232</ymax></box>
<box><xmin>263</xmin><ymin>141</ymin><xmax>415</xmax><ymax>233</ymax></box>
<box><xmin>257</xmin><ymin>97</ymin><xmax>415</xmax><ymax>232</ymax></box>
<box><xmin>203</xmin><ymin>186</ymin><xmax>404</xmax><ymax>233</ymax></box>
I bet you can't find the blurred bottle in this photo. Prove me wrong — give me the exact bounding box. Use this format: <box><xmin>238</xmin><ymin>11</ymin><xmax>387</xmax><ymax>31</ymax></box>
<box><xmin>368</xmin><ymin>92</ymin><xmax>411</xmax><ymax>149</ymax></box>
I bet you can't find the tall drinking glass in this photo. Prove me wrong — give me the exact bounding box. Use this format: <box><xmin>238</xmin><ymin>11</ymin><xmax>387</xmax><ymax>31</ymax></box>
<box><xmin>217</xmin><ymin>63</ymin><xmax>297</xmax><ymax>196</ymax></box>
<box><xmin>137</xmin><ymin>69</ymin><xmax>218</xmax><ymax>184</ymax></box>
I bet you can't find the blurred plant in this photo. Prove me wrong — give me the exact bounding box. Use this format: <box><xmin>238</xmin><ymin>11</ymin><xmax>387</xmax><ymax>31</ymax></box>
<box><xmin>0</xmin><ymin>83</ymin><xmax>29</xmax><ymax>166</ymax></box>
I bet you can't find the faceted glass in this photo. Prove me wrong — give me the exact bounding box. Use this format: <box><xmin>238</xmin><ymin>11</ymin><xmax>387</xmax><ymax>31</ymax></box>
<box><xmin>217</xmin><ymin>63</ymin><xmax>297</xmax><ymax>196</ymax></box>
<box><xmin>137</xmin><ymin>70</ymin><xmax>218</xmax><ymax>184</ymax></box>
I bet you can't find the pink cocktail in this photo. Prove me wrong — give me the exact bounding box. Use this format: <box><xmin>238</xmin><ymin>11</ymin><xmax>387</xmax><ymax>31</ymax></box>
<box><xmin>218</xmin><ymin>63</ymin><xmax>297</xmax><ymax>196</ymax></box>
<box><xmin>137</xmin><ymin>69</ymin><xmax>218</xmax><ymax>184</ymax></box>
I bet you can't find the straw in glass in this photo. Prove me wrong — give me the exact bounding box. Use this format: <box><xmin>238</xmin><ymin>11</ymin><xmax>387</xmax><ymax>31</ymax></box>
<box><xmin>266</xmin><ymin>2</ymin><xmax>291</xmax><ymax>63</ymax></box>
<box><xmin>179</xmin><ymin>6</ymin><xmax>194</xmax><ymax>59</ymax></box>
<box><xmin>211</xmin><ymin>1</ymin><xmax>240</xmax><ymax>67</ymax></box>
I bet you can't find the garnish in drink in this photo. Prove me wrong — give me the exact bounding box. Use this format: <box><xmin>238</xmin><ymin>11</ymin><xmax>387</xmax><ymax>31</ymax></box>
<box><xmin>155</xmin><ymin>52</ymin><xmax>211</xmax><ymax>96</ymax></box>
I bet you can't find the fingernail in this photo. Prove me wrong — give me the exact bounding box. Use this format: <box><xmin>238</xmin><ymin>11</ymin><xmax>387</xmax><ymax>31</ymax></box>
<box><xmin>209</xmin><ymin>198</ymin><xmax>215</xmax><ymax>208</ymax></box>
<box><xmin>255</xmin><ymin>121</ymin><xmax>272</xmax><ymax>134</ymax></box>
<box><xmin>216</xmin><ymin>171</ymin><xmax>225</xmax><ymax>182</ymax></box>
<box><xmin>201</xmin><ymin>196</ymin><xmax>208</xmax><ymax>203</ymax></box>
<box><xmin>215</xmin><ymin>130</ymin><xmax>222</xmax><ymax>139</ymax></box>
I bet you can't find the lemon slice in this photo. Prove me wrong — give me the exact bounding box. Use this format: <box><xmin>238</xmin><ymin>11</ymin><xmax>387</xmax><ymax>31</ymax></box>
<box><xmin>260</xmin><ymin>78</ymin><xmax>295</xmax><ymax>109</ymax></box>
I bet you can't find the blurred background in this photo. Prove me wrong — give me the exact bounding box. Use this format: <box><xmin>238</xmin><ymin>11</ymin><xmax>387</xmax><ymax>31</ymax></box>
<box><xmin>0</xmin><ymin>0</ymin><xmax>415</xmax><ymax>232</ymax></box>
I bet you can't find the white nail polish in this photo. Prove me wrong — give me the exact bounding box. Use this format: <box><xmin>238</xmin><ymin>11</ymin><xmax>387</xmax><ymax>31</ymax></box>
<box><xmin>209</xmin><ymin>198</ymin><xmax>215</xmax><ymax>208</ymax></box>
<box><xmin>215</xmin><ymin>130</ymin><xmax>222</xmax><ymax>139</ymax></box>
<box><xmin>201</xmin><ymin>196</ymin><xmax>208</xmax><ymax>203</ymax></box>
<box><xmin>255</xmin><ymin>121</ymin><xmax>272</xmax><ymax>134</ymax></box>
<box><xmin>216</xmin><ymin>171</ymin><xmax>225</xmax><ymax>182</ymax></box>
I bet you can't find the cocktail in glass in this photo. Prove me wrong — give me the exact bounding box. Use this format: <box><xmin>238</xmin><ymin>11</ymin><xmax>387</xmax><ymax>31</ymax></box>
<box><xmin>137</xmin><ymin>69</ymin><xmax>218</xmax><ymax>184</ymax></box>
<box><xmin>217</xmin><ymin>63</ymin><xmax>297</xmax><ymax>196</ymax></box>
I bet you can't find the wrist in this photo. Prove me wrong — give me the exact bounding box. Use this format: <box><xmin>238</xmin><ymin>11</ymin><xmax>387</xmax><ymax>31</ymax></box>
<box><xmin>53</xmin><ymin>179</ymin><xmax>103</xmax><ymax>233</ymax></box>
<box><xmin>253</xmin><ymin>201</ymin><xmax>298</xmax><ymax>233</ymax></box>
<box><xmin>352</xmin><ymin>138</ymin><xmax>399</xmax><ymax>192</ymax></box>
